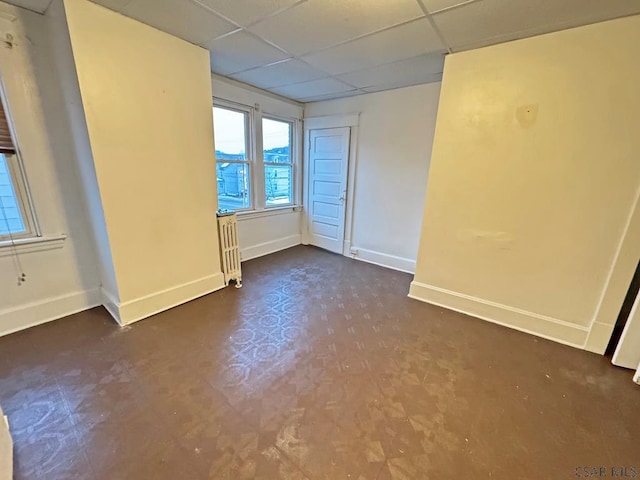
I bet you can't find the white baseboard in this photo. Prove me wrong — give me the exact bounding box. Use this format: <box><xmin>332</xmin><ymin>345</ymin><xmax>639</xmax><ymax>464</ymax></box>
<box><xmin>348</xmin><ymin>246</ymin><xmax>416</xmax><ymax>274</ymax></box>
<box><xmin>102</xmin><ymin>273</ymin><xmax>226</xmax><ymax>326</ymax></box>
<box><xmin>240</xmin><ymin>234</ymin><xmax>301</xmax><ymax>262</ymax></box>
<box><xmin>408</xmin><ymin>281</ymin><xmax>589</xmax><ymax>349</ymax></box>
<box><xmin>0</xmin><ymin>288</ymin><xmax>101</xmax><ymax>337</ymax></box>
<box><xmin>0</xmin><ymin>410</ymin><xmax>11</xmax><ymax>480</ymax></box>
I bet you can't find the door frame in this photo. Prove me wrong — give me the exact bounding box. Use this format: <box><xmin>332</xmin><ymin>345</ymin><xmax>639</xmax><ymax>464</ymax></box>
<box><xmin>302</xmin><ymin>113</ymin><xmax>360</xmax><ymax>256</ymax></box>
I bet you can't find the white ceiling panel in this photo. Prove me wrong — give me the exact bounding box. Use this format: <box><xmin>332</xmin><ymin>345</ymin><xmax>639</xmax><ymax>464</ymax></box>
<box><xmin>362</xmin><ymin>73</ymin><xmax>442</xmax><ymax>93</ymax></box>
<box><xmin>299</xmin><ymin>89</ymin><xmax>367</xmax><ymax>103</ymax></box>
<box><xmin>421</xmin><ymin>0</ymin><xmax>478</xmax><ymax>14</ymax></box>
<box><xmin>2</xmin><ymin>0</ymin><xmax>51</xmax><ymax>13</ymax></box>
<box><xmin>270</xmin><ymin>77</ymin><xmax>356</xmax><ymax>101</ymax></box>
<box><xmin>78</xmin><ymin>0</ymin><xmax>640</xmax><ymax>102</ymax></box>
<box><xmin>194</xmin><ymin>0</ymin><xmax>301</xmax><ymax>27</ymax></box>
<box><xmin>433</xmin><ymin>0</ymin><xmax>640</xmax><ymax>51</ymax></box>
<box><xmin>229</xmin><ymin>59</ymin><xmax>328</xmax><ymax>90</ymax></box>
<box><xmin>361</xmin><ymin>72</ymin><xmax>443</xmax><ymax>93</ymax></box>
<box><xmin>248</xmin><ymin>0</ymin><xmax>425</xmax><ymax>56</ymax></box>
<box><xmin>301</xmin><ymin>18</ymin><xmax>444</xmax><ymax>75</ymax></box>
<box><xmin>338</xmin><ymin>53</ymin><xmax>445</xmax><ymax>89</ymax></box>
<box><xmin>205</xmin><ymin>31</ymin><xmax>290</xmax><ymax>75</ymax></box>
<box><xmin>120</xmin><ymin>0</ymin><xmax>237</xmax><ymax>45</ymax></box>
<box><xmin>90</xmin><ymin>0</ymin><xmax>131</xmax><ymax>11</ymax></box>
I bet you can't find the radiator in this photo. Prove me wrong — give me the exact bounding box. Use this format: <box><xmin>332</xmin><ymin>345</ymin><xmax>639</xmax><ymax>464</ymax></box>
<box><xmin>217</xmin><ymin>212</ymin><xmax>242</xmax><ymax>288</ymax></box>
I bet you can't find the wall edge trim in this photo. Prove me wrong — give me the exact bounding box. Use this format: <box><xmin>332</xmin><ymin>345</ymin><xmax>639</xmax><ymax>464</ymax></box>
<box><xmin>240</xmin><ymin>234</ymin><xmax>301</xmax><ymax>262</ymax></box>
<box><xmin>349</xmin><ymin>246</ymin><xmax>415</xmax><ymax>274</ymax></box>
<box><xmin>408</xmin><ymin>281</ymin><xmax>589</xmax><ymax>349</ymax></box>
<box><xmin>0</xmin><ymin>287</ymin><xmax>100</xmax><ymax>337</ymax></box>
<box><xmin>120</xmin><ymin>273</ymin><xmax>226</xmax><ymax>325</ymax></box>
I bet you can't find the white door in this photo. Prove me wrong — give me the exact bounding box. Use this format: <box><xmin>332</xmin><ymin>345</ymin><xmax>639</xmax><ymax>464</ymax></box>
<box><xmin>613</xmin><ymin>291</ymin><xmax>640</xmax><ymax>382</ymax></box>
<box><xmin>307</xmin><ymin>127</ymin><xmax>350</xmax><ymax>254</ymax></box>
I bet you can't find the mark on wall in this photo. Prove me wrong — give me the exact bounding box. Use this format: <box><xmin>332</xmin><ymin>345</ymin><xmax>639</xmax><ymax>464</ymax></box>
<box><xmin>458</xmin><ymin>230</ymin><xmax>514</xmax><ymax>250</ymax></box>
<box><xmin>516</xmin><ymin>104</ymin><xmax>538</xmax><ymax>128</ymax></box>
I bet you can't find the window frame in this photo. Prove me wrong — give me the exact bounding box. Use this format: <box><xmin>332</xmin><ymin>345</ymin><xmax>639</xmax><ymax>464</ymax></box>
<box><xmin>213</xmin><ymin>100</ymin><xmax>255</xmax><ymax>213</ymax></box>
<box><xmin>0</xmin><ymin>84</ymin><xmax>39</xmax><ymax>244</ymax></box>
<box><xmin>213</xmin><ymin>97</ymin><xmax>300</xmax><ymax>215</ymax></box>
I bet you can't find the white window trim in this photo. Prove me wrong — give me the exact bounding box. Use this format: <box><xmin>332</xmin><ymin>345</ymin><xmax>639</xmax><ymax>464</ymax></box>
<box><xmin>262</xmin><ymin>113</ymin><xmax>297</xmax><ymax>210</ymax></box>
<box><xmin>0</xmin><ymin>234</ymin><xmax>66</xmax><ymax>257</ymax></box>
<box><xmin>213</xmin><ymin>99</ymin><xmax>254</xmax><ymax>213</ymax></box>
<box><xmin>213</xmin><ymin>97</ymin><xmax>301</xmax><ymax>217</ymax></box>
<box><xmin>0</xmin><ymin>80</ymin><xmax>41</xmax><ymax>245</ymax></box>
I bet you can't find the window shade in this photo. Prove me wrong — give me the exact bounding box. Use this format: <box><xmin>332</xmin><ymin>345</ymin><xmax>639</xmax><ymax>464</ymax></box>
<box><xmin>0</xmin><ymin>100</ymin><xmax>16</xmax><ymax>154</ymax></box>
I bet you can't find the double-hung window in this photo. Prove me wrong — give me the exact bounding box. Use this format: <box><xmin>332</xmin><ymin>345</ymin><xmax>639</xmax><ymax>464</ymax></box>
<box><xmin>0</xmin><ymin>95</ymin><xmax>36</xmax><ymax>242</ymax></box>
<box><xmin>263</xmin><ymin>117</ymin><xmax>293</xmax><ymax>207</ymax></box>
<box><xmin>213</xmin><ymin>105</ymin><xmax>252</xmax><ymax>212</ymax></box>
<box><xmin>213</xmin><ymin>100</ymin><xmax>298</xmax><ymax>213</ymax></box>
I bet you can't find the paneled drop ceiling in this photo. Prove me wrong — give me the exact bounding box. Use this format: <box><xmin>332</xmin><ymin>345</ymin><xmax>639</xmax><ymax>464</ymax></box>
<box><xmin>5</xmin><ymin>0</ymin><xmax>640</xmax><ymax>102</ymax></box>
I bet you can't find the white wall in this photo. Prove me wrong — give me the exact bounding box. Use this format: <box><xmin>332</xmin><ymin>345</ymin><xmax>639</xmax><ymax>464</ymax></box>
<box><xmin>304</xmin><ymin>83</ymin><xmax>441</xmax><ymax>273</ymax></box>
<box><xmin>47</xmin><ymin>0</ymin><xmax>118</xmax><ymax>303</ymax></box>
<box><xmin>410</xmin><ymin>16</ymin><xmax>640</xmax><ymax>353</ymax></box>
<box><xmin>212</xmin><ymin>75</ymin><xmax>304</xmax><ymax>261</ymax></box>
<box><xmin>0</xmin><ymin>3</ymin><xmax>100</xmax><ymax>336</ymax></box>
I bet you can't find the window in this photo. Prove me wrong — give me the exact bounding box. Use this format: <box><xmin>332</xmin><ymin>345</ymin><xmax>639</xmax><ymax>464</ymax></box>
<box><xmin>213</xmin><ymin>106</ymin><xmax>252</xmax><ymax>211</ymax></box>
<box><xmin>213</xmin><ymin>100</ymin><xmax>298</xmax><ymax>213</ymax></box>
<box><xmin>263</xmin><ymin>117</ymin><xmax>293</xmax><ymax>207</ymax></box>
<box><xmin>0</xmin><ymin>96</ymin><xmax>36</xmax><ymax>242</ymax></box>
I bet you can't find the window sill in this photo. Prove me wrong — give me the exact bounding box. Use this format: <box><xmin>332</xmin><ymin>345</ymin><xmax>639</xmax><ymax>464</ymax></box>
<box><xmin>0</xmin><ymin>234</ymin><xmax>67</xmax><ymax>257</ymax></box>
<box><xmin>236</xmin><ymin>205</ymin><xmax>302</xmax><ymax>221</ymax></box>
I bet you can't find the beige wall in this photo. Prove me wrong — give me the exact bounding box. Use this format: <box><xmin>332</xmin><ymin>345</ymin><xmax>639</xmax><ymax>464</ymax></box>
<box><xmin>411</xmin><ymin>16</ymin><xmax>640</xmax><ymax>352</ymax></box>
<box><xmin>304</xmin><ymin>83</ymin><xmax>441</xmax><ymax>273</ymax></box>
<box><xmin>64</xmin><ymin>0</ymin><xmax>224</xmax><ymax>324</ymax></box>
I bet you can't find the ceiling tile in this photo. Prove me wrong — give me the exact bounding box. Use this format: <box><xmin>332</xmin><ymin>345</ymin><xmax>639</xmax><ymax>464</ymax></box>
<box><xmin>361</xmin><ymin>72</ymin><xmax>443</xmax><ymax>93</ymax></box>
<box><xmin>205</xmin><ymin>31</ymin><xmax>290</xmax><ymax>75</ymax></box>
<box><xmin>229</xmin><ymin>59</ymin><xmax>327</xmax><ymax>89</ymax></box>
<box><xmin>270</xmin><ymin>77</ymin><xmax>356</xmax><ymax>100</ymax></box>
<box><xmin>121</xmin><ymin>0</ymin><xmax>237</xmax><ymax>45</ymax></box>
<box><xmin>421</xmin><ymin>0</ymin><xmax>478</xmax><ymax>14</ymax></box>
<box><xmin>248</xmin><ymin>0</ymin><xmax>425</xmax><ymax>56</ymax></box>
<box><xmin>337</xmin><ymin>53</ymin><xmax>445</xmax><ymax>88</ymax></box>
<box><xmin>194</xmin><ymin>0</ymin><xmax>300</xmax><ymax>26</ymax></box>
<box><xmin>301</xmin><ymin>18</ymin><xmax>444</xmax><ymax>75</ymax></box>
<box><xmin>433</xmin><ymin>0</ymin><xmax>640</xmax><ymax>51</ymax></box>
<box><xmin>299</xmin><ymin>89</ymin><xmax>365</xmax><ymax>103</ymax></box>
<box><xmin>2</xmin><ymin>0</ymin><xmax>51</xmax><ymax>13</ymax></box>
<box><xmin>89</xmin><ymin>0</ymin><xmax>131</xmax><ymax>11</ymax></box>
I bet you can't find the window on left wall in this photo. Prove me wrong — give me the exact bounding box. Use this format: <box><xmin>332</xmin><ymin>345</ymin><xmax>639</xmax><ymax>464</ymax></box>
<box><xmin>0</xmin><ymin>96</ymin><xmax>36</xmax><ymax>242</ymax></box>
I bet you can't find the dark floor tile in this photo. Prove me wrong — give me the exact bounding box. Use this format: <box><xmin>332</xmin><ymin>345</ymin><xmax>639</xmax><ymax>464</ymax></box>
<box><xmin>1</xmin><ymin>245</ymin><xmax>639</xmax><ymax>480</ymax></box>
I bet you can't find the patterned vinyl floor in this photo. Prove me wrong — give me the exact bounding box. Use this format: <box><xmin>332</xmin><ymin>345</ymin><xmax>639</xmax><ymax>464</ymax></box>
<box><xmin>0</xmin><ymin>245</ymin><xmax>638</xmax><ymax>479</ymax></box>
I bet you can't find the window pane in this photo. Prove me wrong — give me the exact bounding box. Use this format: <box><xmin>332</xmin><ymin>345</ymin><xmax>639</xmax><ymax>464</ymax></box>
<box><xmin>262</xmin><ymin>118</ymin><xmax>291</xmax><ymax>164</ymax></box>
<box><xmin>0</xmin><ymin>154</ymin><xmax>26</xmax><ymax>236</ymax></box>
<box><xmin>265</xmin><ymin>164</ymin><xmax>292</xmax><ymax>206</ymax></box>
<box><xmin>216</xmin><ymin>162</ymin><xmax>251</xmax><ymax>211</ymax></box>
<box><xmin>213</xmin><ymin>107</ymin><xmax>247</xmax><ymax>161</ymax></box>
